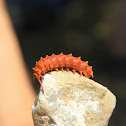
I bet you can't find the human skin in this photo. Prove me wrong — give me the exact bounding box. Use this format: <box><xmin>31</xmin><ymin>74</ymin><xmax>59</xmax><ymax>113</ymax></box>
<box><xmin>0</xmin><ymin>0</ymin><xmax>36</xmax><ymax>126</ymax></box>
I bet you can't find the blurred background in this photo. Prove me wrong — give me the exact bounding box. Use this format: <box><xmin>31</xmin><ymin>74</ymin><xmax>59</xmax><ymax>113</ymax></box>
<box><xmin>5</xmin><ymin>0</ymin><xmax>126</xmax><ymax>125</ymax></box>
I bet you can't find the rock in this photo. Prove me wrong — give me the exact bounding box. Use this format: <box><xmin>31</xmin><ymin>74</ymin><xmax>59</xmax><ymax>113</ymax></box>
<box><xmin>32</xmin><ymin>71</ymin><xmax>116</xmax><ymax>126</ymax></box>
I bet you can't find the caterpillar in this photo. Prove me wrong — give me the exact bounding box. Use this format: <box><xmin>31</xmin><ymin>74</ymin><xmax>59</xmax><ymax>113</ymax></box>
<box><xmin>33</xmin><ymin>53</ymin><xmax>93</xmax><ymax>88</ymax></box>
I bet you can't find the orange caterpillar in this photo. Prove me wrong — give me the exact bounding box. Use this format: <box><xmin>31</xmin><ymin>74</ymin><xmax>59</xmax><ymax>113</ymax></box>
<box><xmin>33</xmin><ymin>53</ymin><xmax>93</xmax><ymax>88</ymax></box>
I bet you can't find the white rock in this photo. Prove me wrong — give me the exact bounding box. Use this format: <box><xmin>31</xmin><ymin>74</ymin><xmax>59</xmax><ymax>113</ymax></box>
<box><xmin>32</xmin><ymin>71</ymin><xmax>116</xmax><ymax>126</ymax></box>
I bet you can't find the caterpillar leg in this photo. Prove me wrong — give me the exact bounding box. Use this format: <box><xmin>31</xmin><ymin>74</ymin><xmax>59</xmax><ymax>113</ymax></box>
<box><xmin>60</xmin><ymin>68</ymin><xmax>64</xmax><ymax>72</ymax></box>
<box><xmin>82</xmin><ymin>71</ymin><xmax>88</xmax><ymax>77</ymax></box>
<box><xmin>66</xmin><ymin>68</ymin><xmax>69</xmax><ymax>72</ymax></box>
<box><xmin>79</xmin><ymin>71</ymin><xmax>83</xmax><ymax>76</ymax></box>
<box><xmin>72</xmin><ymin>69</ymin><xmax>76</xmax><ymax>74</ymax></box>
<box><xmin>54</xmin><ymin>68</ymin><xmax>59</xmax><ymax>71</ymax></box>
<box><xmin>38</xmin><ymin>78</ymin><xmax>43</xmax><ymax>89</ymax></box>
<box><xmin>34</xmin><ymin>73</ymin><xmax>43</xmax><ymax>89</ymax></box>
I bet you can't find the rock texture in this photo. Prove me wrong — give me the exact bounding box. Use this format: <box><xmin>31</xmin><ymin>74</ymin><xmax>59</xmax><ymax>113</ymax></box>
<box><xmin>32</xmin><ymin>71</ymin><xmax>116</xmax><ymax>126</ymax></box>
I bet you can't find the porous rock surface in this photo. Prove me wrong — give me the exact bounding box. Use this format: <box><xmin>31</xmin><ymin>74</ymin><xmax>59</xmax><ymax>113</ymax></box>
<box><xmin>32</xmin><ymin>71</ymin><xmax>116</xmax><ymax>126</ymax></box>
